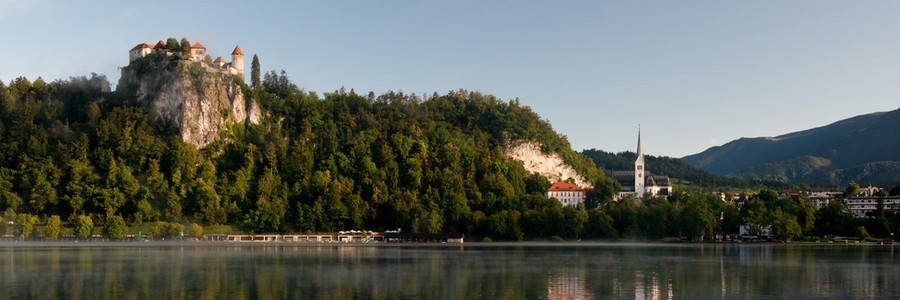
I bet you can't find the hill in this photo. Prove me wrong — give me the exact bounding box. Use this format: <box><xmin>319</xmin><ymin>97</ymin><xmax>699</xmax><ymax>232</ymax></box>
<box><xmin>0</xmin><ymin>50</ymin><xmax>617</xmax><ymax>240</ymax></box>
<box><xmin>682</xmin><ymin>108</ymin><xmax>900</xmax><ymax>185</ymax></box>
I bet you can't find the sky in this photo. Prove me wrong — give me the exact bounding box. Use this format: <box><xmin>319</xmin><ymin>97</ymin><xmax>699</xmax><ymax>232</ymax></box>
<box><xmin>2</xmin><ymin>0</ymin><xmax>899</xmax><ymax>158</ymax></box>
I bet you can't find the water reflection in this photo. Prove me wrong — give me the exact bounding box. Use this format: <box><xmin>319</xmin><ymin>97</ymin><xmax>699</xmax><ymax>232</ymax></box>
<box><xmin>0</xmin><ymin>243</ymin><xmax>897</xmax><ymax>299</ymax></box>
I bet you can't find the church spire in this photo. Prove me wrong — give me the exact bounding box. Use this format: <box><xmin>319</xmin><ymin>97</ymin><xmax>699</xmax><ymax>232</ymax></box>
<box><xmin>637</xmin><ymin>127</ymin><xmax>642</xmax><ymax>157</ymax></box>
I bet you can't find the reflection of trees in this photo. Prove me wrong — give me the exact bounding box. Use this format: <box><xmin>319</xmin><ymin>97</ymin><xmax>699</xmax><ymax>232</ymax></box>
<box><xmin>0</xmin><ymin>245</ymin><xmax>897</xmax><ymax>298</ymax></box>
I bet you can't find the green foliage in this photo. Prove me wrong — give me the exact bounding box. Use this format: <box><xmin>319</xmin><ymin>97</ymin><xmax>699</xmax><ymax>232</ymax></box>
<box><xmin>150</xmin><ymin>221</ymin><xmax>184</xmax><ymax>239</ymax></box>
<box><xmin>74</xmin><ymin>215</ymin><xmax>93</xmax><ymax>239</ymax></box>
<box><xmin>251</xmin><ymin>54</ymin><xmax>261</xmax><ymax>89</ymax></box>
<box><xmin>16</xmin><ymin>213</ymin><xmax>38</xmax><ymax>238</ymax></box>
<box><xmin>103</xmin><ymin>215</ymin><xmax>127</xmax><ymax>239</ymax></box>
<box><xmin>43</xmin><ymin>215</ymin><xmax>61</xmax><ymax>240</ymax></box>
<box><xmin>189</xmin><ymin>223</ymin><xmax>203</xmax><ymax>237</ymax></box>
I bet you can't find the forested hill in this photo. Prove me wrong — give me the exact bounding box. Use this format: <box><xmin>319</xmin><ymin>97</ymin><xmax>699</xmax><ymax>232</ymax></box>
<box><xmin>580</xmin><ymin>149</ymin><xmax>808</xmax><ymax>192</ymax></box>
<box><xmin>682</xmin><ymin>108</ymin><xmax>900</xmax><ymax>186</ymax></box>
<box><xmin>0</xmin><ymin>54</ymin><xmax>619</xmax><ymax>240</ymax></box>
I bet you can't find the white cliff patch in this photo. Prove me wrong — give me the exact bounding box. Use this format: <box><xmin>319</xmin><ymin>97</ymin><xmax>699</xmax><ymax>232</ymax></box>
<box><xmin>505</xmin><ymin>141</ymin><xmax>593</xmax><ymax>188</ymax></box>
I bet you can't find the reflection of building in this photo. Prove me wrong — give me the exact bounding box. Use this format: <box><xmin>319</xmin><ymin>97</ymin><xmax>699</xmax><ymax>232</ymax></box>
<box><xmin>610</xmin><ymin>130</ymin><xmax>672</xmax><ymax>200</ymax></box>
<box><xmin>547</xmin><ymin>270</ymin><xmax>593</xmax><ymax>299</ymax></box>
<box><xmin>845</xmin><ymin>196</ymin><xmax>900</xmax><ymax>218</ymax></box>
<box><xmin>545</xmin><ymin>181</ymin><xmax>585</xmax><ymax>206</ymax></box>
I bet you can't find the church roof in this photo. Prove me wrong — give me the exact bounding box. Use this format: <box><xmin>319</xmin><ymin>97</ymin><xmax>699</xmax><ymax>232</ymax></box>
<box><xmin>191</xmin><ymin>42</ymin><xmax>206</xmax><ymax>49</ymax></box>
<box><xmin>609</xmin><ymin>171</ymin><xmax>671</xmax><ymax>188</ymax></box>
<box><xmin>547</xmin><ymin>181</ymin><xmax>585</xmax><ymax>194</ymax></box>
<box><xmin>232</xmin><ymin>45</ymin><xmax>243</xmax><ymax>55</ymax></box>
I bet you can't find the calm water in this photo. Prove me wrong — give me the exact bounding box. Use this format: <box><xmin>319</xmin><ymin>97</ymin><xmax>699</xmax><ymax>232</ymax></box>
<box><xmin>1</xmin><ymin>242</ymin><xmax>898</xmax><ymax>299</ymax></box>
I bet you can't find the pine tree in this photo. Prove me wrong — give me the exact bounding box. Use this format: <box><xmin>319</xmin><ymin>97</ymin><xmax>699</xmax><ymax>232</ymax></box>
<box><xmin>251</xmin><ymin>54</ymin><xmax>261</xmax><ymax>89</ymax></box>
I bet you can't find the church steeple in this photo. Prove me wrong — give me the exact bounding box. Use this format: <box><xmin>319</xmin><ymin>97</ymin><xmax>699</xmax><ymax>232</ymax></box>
<box><xmin>634</xmin><ymin>127</ymin><xmax>645</xmax><ymax>197</ymax></box>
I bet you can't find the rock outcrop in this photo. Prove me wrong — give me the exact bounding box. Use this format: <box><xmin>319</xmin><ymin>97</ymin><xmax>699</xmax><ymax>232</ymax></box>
<box><xmin>505</xmin><ymin>141</ymin><xmax>593</xmax><ymax>188</ymax></box>
<box><xmin>117</xmin><ymin>55</ymin><xmax>261</xmax><ymax>148</ymax></box>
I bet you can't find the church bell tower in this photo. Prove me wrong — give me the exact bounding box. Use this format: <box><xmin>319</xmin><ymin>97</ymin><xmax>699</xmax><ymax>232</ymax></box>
<box><xmin>634</xmin><ymin>128</ymin><xmax>645</xmax><ymax>197</ymax></box>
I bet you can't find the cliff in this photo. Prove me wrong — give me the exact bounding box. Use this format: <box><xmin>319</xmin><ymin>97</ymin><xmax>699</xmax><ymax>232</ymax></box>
<box><xmin>117</xmin><ymin>54</ymin><xmax>261</xmax><ymax>148</ymax></box>
<box><xmin>505</xmin><ymin>141</ymin><xmax>593</xmax><ymax>188</ymax></box>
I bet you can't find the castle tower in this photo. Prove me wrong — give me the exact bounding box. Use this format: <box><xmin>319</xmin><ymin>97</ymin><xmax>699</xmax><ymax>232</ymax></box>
<box><xmin>634</xmin><ymin>128</ymin><xmax>645</xmax><ymax>197</ymax></box>
<box><xmin>190</xmin><ymin>42</ymin><xmax>206</xmax><ymax>62</ymax></box>
<box><xmin>231</xmin><ymin>46</ymin><xmax>244</xmax><ymax>80</ymax></box>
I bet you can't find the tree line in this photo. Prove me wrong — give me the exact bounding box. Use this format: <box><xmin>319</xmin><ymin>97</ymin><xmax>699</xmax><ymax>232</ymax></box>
<box><xmin>1</xmin><ymin>54</ymin><xmax>897</xmax><ymax>241</ymax></box>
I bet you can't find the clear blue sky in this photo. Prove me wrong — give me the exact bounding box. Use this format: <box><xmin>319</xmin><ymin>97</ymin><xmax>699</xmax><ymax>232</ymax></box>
<box><xmin>2</xmin><ymin>1</ymin><xmax>899</xmax><ymax>157</ymax></box>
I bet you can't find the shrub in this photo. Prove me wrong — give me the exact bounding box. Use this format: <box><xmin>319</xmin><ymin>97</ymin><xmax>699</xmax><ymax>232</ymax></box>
<box><xmin>42</xmin><ymin>215</ymin><xmax>61</xmax><ymax>240</ymax></box>
<box><xmin>150</xmin><ymin>222</ymin><xmax>184</xmax><ymax>239</ymax></box>
<box><xmin>103</xmin><ymin>215</ymin><xmax>127</xmax><ymax>240</ymax></box>
<box><xmin>74</xmin><ymin>215</ymin><xmax>94</xmax><ymax>239</ymax></box>
<box><xmin>189</xmin><ymin>223</ymin><xmax>203</xmax><ymax>238</ymax></box>
<box><xmin>16</xmin><ymin>214</ymin><xmax>38</xmax><ymax>238</ymax></box>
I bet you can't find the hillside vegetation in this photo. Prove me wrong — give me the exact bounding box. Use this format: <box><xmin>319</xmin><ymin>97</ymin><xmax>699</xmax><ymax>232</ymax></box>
<box><xmin>0</xmin><ymin>55</ymin><xmax>623</xmax><ymax>239</ymax></box>
<box><xmin>683</xmin><ymin>108</ymin><xmax>900</xmax><ymax>186</ymax></box>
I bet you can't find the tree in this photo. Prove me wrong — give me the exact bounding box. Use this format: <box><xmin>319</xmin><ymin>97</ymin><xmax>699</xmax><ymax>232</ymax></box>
<box><xmin>43</xmin><ymin>215</ymin><xmax>61</xmax><ymax>240</ymax></box>
<box><xmin>180</xmin><ymin>37</ymin><xmax>191</xmax><ymax>56</ymax></box>
<box><xmin>770</xmin><ymin>209</ymin><xmax>801</xmax><ymax>242</ymax></box>
<box><xmin>103</xmin><ymin>215</ymin><xmax>127</xmax><ymax>239</ymax></box>
<box><xmin>165</xmin><ymin>38</ymin><xmax>179</xmax><ymax>52</ymax></box>
<box><xmin>189</xmin><ymin>223</ymin><xmax>203</xmax><ymax>237</ymax></box>
<box><xmin>16</xmin><ymin>213</ymin><xmax>38</xmax><ymax>238</ymax></box>
<box><xmin>74</xmin><ymin>215</ymin><xmax>94</xmax><ymax>239</ymax></box>
<box><xmin>251</xmin><ymin>54</ymin><xmax>261</xmax><ymax>89</ymax></box>
<box><xmin>845</xmin><ymin>182</ymin><xmax>860</xmax><ymax>196</ymax></box>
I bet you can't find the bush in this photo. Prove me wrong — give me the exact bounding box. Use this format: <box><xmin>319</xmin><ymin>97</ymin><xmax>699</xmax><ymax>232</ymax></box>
<box><xmin>16</xmin><ymin>214</ymin><xmax>38</xmax><ymax>238</ymax></box>
<box><xmin>551</xmin><ymin>235</ymin><xmax>565</xmax><ymax>242</ymax></box>
<box><xmin>150</xmin><ymin>222</ymin><xmax>184</xmax><ymax>239</ymax></box>
<box><xmin>74</xmin><ymin>215</ymin><xmax>94</xmax><ymax>239</ymax></box>
<box><xmin>42</xmin><ymin>215</ymin><xmax>61</xmax><ymax>240</ymax></box>
<box><xmin>103</xmin><ymin>215</ymin><xmax>127</xmax><ymax>240</ymax></box>
<box><xmin>189</xmin><ymin>223</ymin><xmax>203</xmax><ymax>238</ymax></box>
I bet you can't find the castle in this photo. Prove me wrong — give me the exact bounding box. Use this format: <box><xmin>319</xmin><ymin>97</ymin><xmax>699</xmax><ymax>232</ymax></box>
<box><xmin>129</xmin><ymin>40</ymin><xmax>244</xmax><ymax>79</ymax></box>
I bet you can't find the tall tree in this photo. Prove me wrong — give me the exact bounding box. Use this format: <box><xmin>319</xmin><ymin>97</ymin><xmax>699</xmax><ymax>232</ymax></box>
<box><xmin>251</xmin><ymin>54</ymin><xmax>261</xmax><ymax>89</ymax></box>
<box><xmin>180</xmin><ymin>37</ymin><xmax>192</xmax><ymax>56</ymax></box>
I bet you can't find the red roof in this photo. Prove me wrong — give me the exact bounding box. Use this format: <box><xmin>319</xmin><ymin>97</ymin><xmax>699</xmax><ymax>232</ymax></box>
<box><xmin>232</xmin><ymin>45</ymin><xmax>243</xmax><ymax>55</ymax></box>
<box><xmin>547</xmin><ymin>181</ymin><xmax>585</xmax><ymax>195</ymax></box>
<box><xmin>191</xmin><ymin>42</ymin><xmax>206</xmax><ymax>49</ymax></box>
<box><xmin>214</xmin><ymin>56</ymin><xmax>225</xmax><ymax>63</ymax></box>
<box><xmin>154</xmin><ymin>40</ymin><xmax>167</xmax><ymax>49</ymax></box>
<box><xmin>130</xmin><ymin>43</ymin><xmax>153</xmax><ymax>51</ymax></box>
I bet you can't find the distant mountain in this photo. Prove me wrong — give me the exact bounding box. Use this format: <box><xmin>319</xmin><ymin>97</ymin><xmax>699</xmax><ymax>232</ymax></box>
<box><xmin>683</xmin><ymin>108</ymin><xmax>900</xmax><ymax>185</ymax></box>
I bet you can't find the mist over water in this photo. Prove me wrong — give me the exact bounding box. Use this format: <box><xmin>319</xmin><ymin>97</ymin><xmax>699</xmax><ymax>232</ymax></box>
<box><xmin>1</xmin><ymin>242</ymin><xmax>897</xmax><ymax>299</ymax></box>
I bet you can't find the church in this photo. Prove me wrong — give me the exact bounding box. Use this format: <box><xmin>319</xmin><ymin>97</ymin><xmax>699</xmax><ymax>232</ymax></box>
<box><xmin>609</xmin><ymin>130</ymin><xmax>672</xmax><ymax>200</ymax></box>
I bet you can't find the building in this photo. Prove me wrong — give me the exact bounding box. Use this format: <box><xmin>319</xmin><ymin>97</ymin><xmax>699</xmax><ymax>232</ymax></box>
<box><xmin>128</xmin><ymin>40</ymin><xmax>244</xmax><ymax>79</ymax></box>
<box><xmin>545</xmin><ymin>181</ymin><xmax>586</xmax><ymax>206</ymax></box>
<box><xmin>610</xmin><ymin>130</ymin><xmax>672</xmax><ymax>200</ymax></box>
<box><xmin>845</xmin><ymin>196</ymin><xmax>900</xmax><ymax>218</ymax></box>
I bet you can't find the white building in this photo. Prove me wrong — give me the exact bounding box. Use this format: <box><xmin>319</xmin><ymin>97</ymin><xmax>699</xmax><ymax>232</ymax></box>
<box><xmin>545</xmin><ymin>181</ymin><xmax>585</xmax><ymax>206</ymax></box>
<box><xmin>845</xmin><ymin>196</ymin><xmax>900</xmax><ymax>218</ymax></box>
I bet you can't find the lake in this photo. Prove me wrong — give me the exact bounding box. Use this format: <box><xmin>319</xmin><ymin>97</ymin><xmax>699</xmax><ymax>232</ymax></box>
<box><xmin>1</xmin><ymin>242</ymin><xmax>898</xmax><ymax>299</ymax></box>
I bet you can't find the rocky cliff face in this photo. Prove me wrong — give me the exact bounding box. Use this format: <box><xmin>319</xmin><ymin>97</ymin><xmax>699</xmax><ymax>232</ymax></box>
<box><xmin>117</xmin><ymin>55</ymin><xmax>261</xmax><ymax>148</ymax></box>
<box><xmin>505</xmin><ymin>141</ymin><xmax>593</xmax><ymax>188</ymax></box>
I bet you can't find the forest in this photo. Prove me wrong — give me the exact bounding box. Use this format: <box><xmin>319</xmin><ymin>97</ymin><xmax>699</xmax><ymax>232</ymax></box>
<box><xmin>0</xmin><ymin>51</ymin><xmax>897</xmax><ymax>241</ymax></box>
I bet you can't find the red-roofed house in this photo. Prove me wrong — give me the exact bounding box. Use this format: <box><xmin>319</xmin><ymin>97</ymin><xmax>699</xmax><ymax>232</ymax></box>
<box><xmin>190</xmin><ymin>42</ymin><xmax>206</xmax><ymax>62</ymax></box>
<box><xmin>545</xmin><ymin>181</ymin><xmax>586</xmax><ymax>206</ymax></box>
